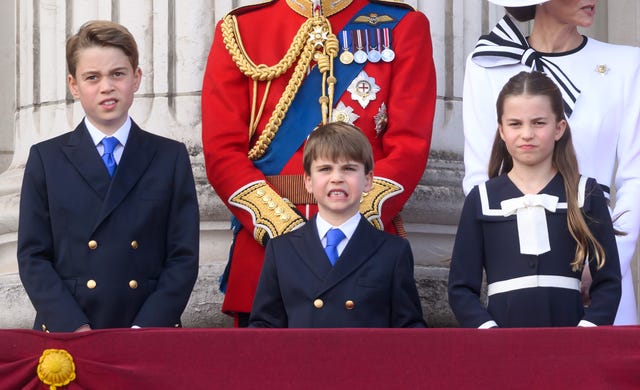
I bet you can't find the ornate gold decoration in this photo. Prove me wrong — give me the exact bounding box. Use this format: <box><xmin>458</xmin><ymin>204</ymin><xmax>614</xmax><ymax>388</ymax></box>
<box><xmin>37</xmin><ymin>349</ymin><xmax>76</xmax><ymax>390</ymax></box>
<box><xmin>286</xmin><ymin>0</ymin><xmax>352</xmax><ymax>18</ymax></box>
<box><xmin>354</xmin><ymin>13</ymin><xmax>394</xmax><ymax>25</ymax></box>
<box><xmin>359</xmin><ymin>177</ymin><xmax>404</xmax><ymax>230</ymax></box>
<box><xmin>595</xmin><ymin>64</ymin><xmax>609</xmax><ymax>75</ymax></box>
<box><xmin>221</xmin><ymin>9</ymin><xmax>339</xmax><ymax>160</ymax></box>
<box><xmin>229</xmin><ymin>181</ymin><xmax>305</xmax><ymax>243</ymax></box>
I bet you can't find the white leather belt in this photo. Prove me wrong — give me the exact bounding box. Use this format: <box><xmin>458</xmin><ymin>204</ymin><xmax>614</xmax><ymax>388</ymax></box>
<box><xmin>487</xmin><ymin>275</ymin><xmax>580</xmax><ymax>296</ymax></box>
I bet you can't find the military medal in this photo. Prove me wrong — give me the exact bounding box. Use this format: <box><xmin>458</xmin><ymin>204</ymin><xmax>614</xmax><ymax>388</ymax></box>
<box><xmin>347</xmin><ymin>71</ymin><xmax>380</xmax><ymax>108</ymax></box>
<box><xmin>353</xmin><ymin>30</ymin><xmax>368</xmax><ymax>64</ymax></box>
<box><xmin>374</xmin><ymin>102</ymin><xmax>388</xmax><ymax>137</ymax></box>
<box><xmin>367</xmin><ymin>29</ymin><xmax>381</xmax><ymax>63</ymax></box>
<box><xmin>381</xmin><ymin>28</ymin><xmax>395</xmax><ymax>62</ymax></box>
<box><xmin>339</xmin><ymin>30</ymin><xmax>354</xmax><ymax>65</ymax></box>
<box><xmin>332</xmin><ymin>101</ymin><xmax>360</xmax><ymax>124</ymax></box>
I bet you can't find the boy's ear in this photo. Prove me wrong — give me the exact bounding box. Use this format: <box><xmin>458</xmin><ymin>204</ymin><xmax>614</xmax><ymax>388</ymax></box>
<box><xmin>303</xmin><ymin>172</ymin><xmax>313</xmax><ymax>194</ymax></box>
<box><xmin>133</xmin><ymin>67</ymin><xmax>142</xmax><ymax>92</ymax></box>
<box><xmin>67</xmin><ymin>74</ymin><xmax>80</xmax><ymax>99</ymax></box>
<box><xmin>364</xmin><ymin>171</ymin><xmax>373</xmax><ymax>192</ymax></box>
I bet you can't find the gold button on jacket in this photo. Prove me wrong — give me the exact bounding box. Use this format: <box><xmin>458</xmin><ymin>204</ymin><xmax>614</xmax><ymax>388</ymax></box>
<box><xmin>87</xmin><ymin>240</ymin><xmax>98</xmax><ymax>250</ymax></box>
<box><xmin>86</xmin><ymin>279</ymin><xmax>97</xmax><ymax>289</ymax></box>
<box><xmin>313</xmin><ymin>299</ymin><xmax>324</xmax><ymax>309</ymax></box>
<box><xmin>129</xmin><ymin>280</ymin><xmax>138</xmax><ymax>289</ymax></box>
<box><xmin>130</xmin><ymin>240</ymin><xmax>139</xmax><ymax>249</ymax></box>
<box><xmin>345</xmin><ymin>300</ymin><xmax>355</xmax><ymax>310</ymax></box>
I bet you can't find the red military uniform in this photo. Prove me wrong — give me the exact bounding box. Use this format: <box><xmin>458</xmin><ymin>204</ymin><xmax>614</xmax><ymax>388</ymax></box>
<box><xmin>202</xmin><ymin>0</ymin><xmax>436</xmax><ymax>319</ymax></box>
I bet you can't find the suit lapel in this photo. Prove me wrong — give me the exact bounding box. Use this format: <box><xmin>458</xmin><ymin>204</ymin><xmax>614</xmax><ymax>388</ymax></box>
<box><xmin>316</xmin><ymin>216</ymin><xmax>386</xmax><ymax>296</ymax></box>
<box><xmin>290</xmin><ymin>219</ymin><xmax>334</xmax><ymax>280</ymax></box>
<box><xmin>62</xmin><ymin>122</ymin><xmax>112</xmax><ymax>199</ymax></box>
<box><xmin>92</xmin><ymin>122</ymin><xmax>158</xmax><ymax>232</ymax></box>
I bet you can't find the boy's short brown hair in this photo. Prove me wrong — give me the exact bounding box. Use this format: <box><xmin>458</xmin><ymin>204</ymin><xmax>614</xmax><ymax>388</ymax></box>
<box><xmin>66</xmin><ymin>20</ymin><xmax>139</xmax><ymax>77</ymax></box>
<box><xmin>303</xmin><ymin>122</ymin><xmax>374</xmax><ymax>175</ymax></box>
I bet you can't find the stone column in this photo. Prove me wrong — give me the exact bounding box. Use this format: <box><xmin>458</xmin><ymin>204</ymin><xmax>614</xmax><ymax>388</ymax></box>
<box><xmin>1</xmin><ymin>0</ymin><xmax>233</xmax><ymax>327</ymax></box>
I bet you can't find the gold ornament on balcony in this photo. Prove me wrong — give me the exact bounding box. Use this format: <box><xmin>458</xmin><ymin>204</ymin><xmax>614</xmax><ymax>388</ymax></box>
<box><xmin>37</xmin><ymin>349</ymin><xmax>76</xmax><ymax>389</ymax></box>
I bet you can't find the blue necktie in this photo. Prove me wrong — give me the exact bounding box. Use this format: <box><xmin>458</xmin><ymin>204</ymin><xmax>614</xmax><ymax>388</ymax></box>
<box><xmin>101</xmin><ymin>136</ymin><xmax>119</xmax><ymax>177</ymax></box>
<box><xmin>324</xmin><ymin>228</ymin><xmax>345</xmax><ymax>266</ymax></box>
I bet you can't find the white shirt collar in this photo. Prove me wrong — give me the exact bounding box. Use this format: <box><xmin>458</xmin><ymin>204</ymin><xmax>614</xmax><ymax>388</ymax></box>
<box><xmin>316</xmin><ymin>212</ymin><xmax>361</xmax><ymax>244</ymax></box>
<box><xmin>85</xmin><ymin>116</ymin><xmax>131</xmax><ymax>147</ymax></box>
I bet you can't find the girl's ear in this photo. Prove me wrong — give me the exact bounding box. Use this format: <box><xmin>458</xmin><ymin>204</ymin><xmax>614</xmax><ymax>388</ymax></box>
<box><xmin>498</xmin><ymin>124</ymin><xmax>506</xmax><ymax>141</ymax></box>
<box><xmin>555</xmin><ymin>119</ymin><xmax>567</xmax><ymax>141</ymax></box>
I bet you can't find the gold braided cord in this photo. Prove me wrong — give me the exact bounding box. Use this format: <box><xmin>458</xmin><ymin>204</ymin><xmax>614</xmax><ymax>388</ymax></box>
<box><xmin>221</xmin><ymin>14</ymin><xmax>338</xmax><ymax>160</ymax></box>
<box><xmin>249</xmin><ymin>78</ymin><xmax>272</xmax><ymax>140</ymax></box>
<box><xmin>318</xmin><ymin>35</ymin><xmax>339</xmax><ymax>123</ymax></box>
<box><xmin>247</xmin><ymin>37</ymin><xmax>315</xmax><ymax>160</ymax></box>
<box><xmin>222</xmin><ymin>15</ymin><xmax>313</xmax><ymax>81</ymax></box>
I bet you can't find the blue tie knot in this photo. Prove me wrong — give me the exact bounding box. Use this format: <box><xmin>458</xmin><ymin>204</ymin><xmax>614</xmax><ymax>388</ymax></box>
<box><xmin>102</xmin><ymin>136</ymin><xmax>119</xmax><ymax>177</ymax></box>
<box><xmin>102</xmin><ymin>136</ymin><xmax>119</xmax><ymax>154</ymax></box>
<box><xmin>325</xmin><ymin>228</ymin><xmax>345</xmax><ymax>266</ymax></box>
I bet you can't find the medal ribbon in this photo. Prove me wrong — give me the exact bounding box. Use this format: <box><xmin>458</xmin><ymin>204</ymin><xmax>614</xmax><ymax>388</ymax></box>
<box><xmin>383</xmin><ymin>27</ymin><xmax>391</xmax><ymax>49</ymax></box>
<box><xmin>356</xmin><ymin>30</ymin><xmax>364</xmax><ymax>51</ymax></box>
<box><xmin>341</xmin><ymin>30</ymin><xmax>350</xmax><ymax>51</ymax></box>
<box><xmin>253</xmin><ymin>3</ymin><xmax>410</xmax><ymax>175</ymax></box>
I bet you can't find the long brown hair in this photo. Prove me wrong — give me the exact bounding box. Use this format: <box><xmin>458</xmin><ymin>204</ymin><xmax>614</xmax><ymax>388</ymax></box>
<box><xmin>489</xmin><ymin>71</ymin><xmax>605</xmax><ymax>271</ymax></box>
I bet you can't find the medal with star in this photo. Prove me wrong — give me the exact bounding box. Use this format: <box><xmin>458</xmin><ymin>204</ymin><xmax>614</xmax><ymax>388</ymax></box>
<box><xmin>332</xmin><ymin>101</ymin><xmax>360</xmax><ymax>125</ymax></box>
<box><xmin>347</xmin><ymin>71</ymin><xmax>380</xmax><ymax>108</ymax></box>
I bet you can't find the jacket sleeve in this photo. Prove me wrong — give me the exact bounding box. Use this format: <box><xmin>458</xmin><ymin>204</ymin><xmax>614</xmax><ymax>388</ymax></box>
<box><xmin>18</xmin><ymin>145</ymin><xmax>90</xmax><ymax>332</ymax></box>
<box><xmin>448</xmin><ymin>187</ymin><xmax>495</xmax><ymax>328</ymax></box>
<box><xmin>132</xmin><ymin>144</ymin><xmax>199</xmax><ymax>327</ymax></box>
<box><xmin>362</xmin><ymin>11</ymin><xmax>436</xmax><ymax>229</ymax></box>
<box><xmin>201</xmin><ymin>19</ymin><xmax>304</xmax><ymax>245</ymax></box>
<box><xmin>610</xmin><ymin>48</ymin><xmax>640</xmax><ymax>312</ymax></box>
<box><xmin>583</xmin><ymin>180</ymin><xmax>622</xmax><ymax>326</ymax></box>
<box><xmin>248</xmin><ymin>239</ymin><xmax>288</xmax><ymax>328</ymax></box>
<box><xmin>390</xmin><ymin>238</ymin><xmax>427</xmax><ymax>328</ymax></box>
<box><xmin>462</xmin><ymin>55</ymin><xmax>498</xmax><ymax>195</ymax></box>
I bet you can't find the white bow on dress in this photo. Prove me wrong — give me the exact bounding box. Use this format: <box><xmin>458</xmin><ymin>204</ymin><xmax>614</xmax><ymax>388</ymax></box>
<box><xmin>501</xmin><ymin>193</ymin><xmax>559</xmax><ymax>255</ymax></box>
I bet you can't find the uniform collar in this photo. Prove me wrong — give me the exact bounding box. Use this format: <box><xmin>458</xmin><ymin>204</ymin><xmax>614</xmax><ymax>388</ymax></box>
<box><xmin>285</xmin><ymin>0</ymin><xmax>352</xmax><ymax>18</ymax></box>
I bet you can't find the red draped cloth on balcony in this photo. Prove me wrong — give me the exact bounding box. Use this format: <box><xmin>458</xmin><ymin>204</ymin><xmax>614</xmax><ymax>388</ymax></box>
<box><xmin>0</xmin><ymin>327</ymin><xmax>639</xmax><ymax>389</ymax></box>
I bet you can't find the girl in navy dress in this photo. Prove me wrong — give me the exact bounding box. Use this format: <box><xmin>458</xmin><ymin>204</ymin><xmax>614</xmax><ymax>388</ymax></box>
<box><xmin>448</xmin><ymin>71</ymin><xmax>621</xmax><ymax>328</ymax></box>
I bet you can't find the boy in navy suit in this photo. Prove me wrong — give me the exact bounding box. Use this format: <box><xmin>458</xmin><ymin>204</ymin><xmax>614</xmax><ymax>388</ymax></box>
<box><xmin>249</xmin><ymin>122</ymin><xmax>426</xmax><ymax>328</ymax></box>
<box><xmin>17</xmin><ymin>20</ymin><xmax>199</xmax><ymax>332</ymax></box>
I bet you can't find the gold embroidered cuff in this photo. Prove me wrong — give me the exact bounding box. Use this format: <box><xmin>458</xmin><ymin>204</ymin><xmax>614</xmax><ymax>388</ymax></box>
<box><xmin>229</xmin><ymin>181</ymin><xmax>305</xmax><ymax>244</ymax></box>
<box><xmin>359</xmin><ymin>177</ymin><xmax>404</xmax><ymax>230</ymax></box>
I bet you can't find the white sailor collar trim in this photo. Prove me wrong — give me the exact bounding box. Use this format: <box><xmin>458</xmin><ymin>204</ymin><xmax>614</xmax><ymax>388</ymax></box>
<box><xmin>479</xmin><ymin>175</ymin><xmax>588</xmax><ymax>217</ymax></box>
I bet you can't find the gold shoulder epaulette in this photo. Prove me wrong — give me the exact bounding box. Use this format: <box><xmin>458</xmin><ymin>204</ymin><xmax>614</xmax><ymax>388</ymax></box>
<box><xmin>228</xmin><ymin>0</ymin><xmax>276</xmax><ymax>17</ymax></box>
<box><xmin>359</xmin><ymin>177</ymin><xmax>404</xmax><ymax>230</ymax></box>
<box><xmin>369</xmin><ymin>0</ymin><xmax>415</xmax><ymax>11</ymax></box>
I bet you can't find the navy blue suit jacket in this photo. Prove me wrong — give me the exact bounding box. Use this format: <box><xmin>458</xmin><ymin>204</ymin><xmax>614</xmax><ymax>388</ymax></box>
<box><xmin>17</xmin><ymin>120</ymin><xmax>199</xmax><ymax>332</ymax></box>
<box><xmin>249</xmin><ymin>215</ymin><xmax>426</xmax><ymax>328</ymax></box>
